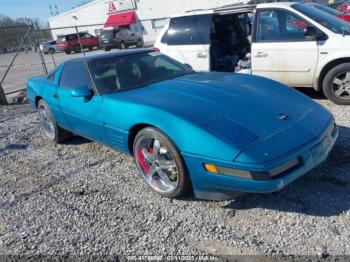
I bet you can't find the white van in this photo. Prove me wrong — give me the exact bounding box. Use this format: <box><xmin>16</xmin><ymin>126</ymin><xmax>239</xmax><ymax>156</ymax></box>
<box><xmin>154</xmin><ymin>2</ymin><xmax>350</xmax><ymax>105</ymax></box>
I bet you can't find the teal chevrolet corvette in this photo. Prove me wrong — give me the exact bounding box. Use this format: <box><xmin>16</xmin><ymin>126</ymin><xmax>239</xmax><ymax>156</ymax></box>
<box><xmin>27</xmin><ymin>49</ymin><xmax>338</xmax><ymax>200</ymax></box>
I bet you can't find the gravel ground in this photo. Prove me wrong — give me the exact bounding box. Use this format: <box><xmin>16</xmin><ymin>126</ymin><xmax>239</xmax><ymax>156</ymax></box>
<box><xmin>0</xmin><ymin>91</ymin><xmax>349</xmax><ymax>258</ymax></box>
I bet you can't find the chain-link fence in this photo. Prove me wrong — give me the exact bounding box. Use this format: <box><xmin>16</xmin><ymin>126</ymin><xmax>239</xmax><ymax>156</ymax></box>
<box><xmin>0</xmin><ymin>18</ymin><xmax>166</xmax><ymax>104</ymax></box>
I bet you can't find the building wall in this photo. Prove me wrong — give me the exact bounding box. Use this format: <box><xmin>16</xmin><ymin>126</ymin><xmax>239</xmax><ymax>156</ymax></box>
<box><xmin>48</xmin><ymin>0</ymin><xmax>244</xmax><ymax>44</ymax></box>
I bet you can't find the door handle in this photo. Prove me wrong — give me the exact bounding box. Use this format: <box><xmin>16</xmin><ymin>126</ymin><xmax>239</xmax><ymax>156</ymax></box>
<box><xmin>254</xmin><ymin>52</ymin><xmax>268</xmax><ymax>58</ymax></box>
<box><xmin>53</xmin><ymin>93</ymin><xmax>59</xmax><ymax>98</ymax></box>
<box><xmin>197</xmin><ymin>52</ymin><xmax>208</xmax><ymax>58</ymax></box>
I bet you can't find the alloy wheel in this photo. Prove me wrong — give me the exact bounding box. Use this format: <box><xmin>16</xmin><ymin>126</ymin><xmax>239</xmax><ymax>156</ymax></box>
<box><xmin>38</xmin><ymin>104</ymin><xmax>55</xmax><ymax>140</ymax></box>
<box><xmin>134</xmin><ymin>136</ymin><xmax>179</xmax><ymax>194</ymax></box>
<box><xmin>332</xmin><ymin>71</ymin><xmax>350</xmax><ymax>100</ymax></box>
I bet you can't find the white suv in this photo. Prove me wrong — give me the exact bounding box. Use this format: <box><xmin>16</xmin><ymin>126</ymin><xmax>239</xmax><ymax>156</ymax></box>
<box><xmin>154</xmin><ymin>2</ymin><xmax>350</xmax><ymax>105</ymax></box>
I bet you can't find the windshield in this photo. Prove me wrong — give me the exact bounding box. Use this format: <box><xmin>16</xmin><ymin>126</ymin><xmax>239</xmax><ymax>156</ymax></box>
<box><xmin>312</xmin><ymin>4</ymin><xmax>342</xmax><ymax>16</ymax></box>
<box><xmin>89</xmin><ymin>52</ymin><xmax>194</xmax><ymax>95</ymax></box>
<box><xmin>101</xmin><ymin>30</ymin><xmax>114</xmax><ymax>38</ymax></box>
<box><xmin>293</xmin><ymin>3</ymin><xmax>350</xmax><ymax>34</ymax></box>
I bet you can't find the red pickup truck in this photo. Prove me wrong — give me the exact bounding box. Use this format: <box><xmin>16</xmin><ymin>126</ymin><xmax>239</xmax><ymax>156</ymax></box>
<box><xmin>57</xmin><ymin>32</ymin><xmax>99</xmax><ymax>54</ymax></box>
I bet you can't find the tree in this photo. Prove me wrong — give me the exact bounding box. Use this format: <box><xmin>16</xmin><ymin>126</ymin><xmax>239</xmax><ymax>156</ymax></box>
<box><xmin>0</xmin><ymin>15</ymin><xmax>51</xmax><ymax>51</ymax></box>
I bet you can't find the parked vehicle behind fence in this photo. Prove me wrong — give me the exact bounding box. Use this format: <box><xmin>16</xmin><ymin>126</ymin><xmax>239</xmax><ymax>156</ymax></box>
<box><xmin>155</xmin><ymin>2</ymin><xmax>350</xmax><ymax>105</ymax></box>
<box><xmin>40</xmin><ymin>40</ymin><xmax>57</xmax><ymax>54</ymax></box>
<box><xmin>57</xmin><ymin>32</ymin><xmax>99</xmax><ymax>54</ymax></box>
<box><xmin>100</xmin><ymin>28</ymin><xmax>143</xmax><ymax>51</ymax></box>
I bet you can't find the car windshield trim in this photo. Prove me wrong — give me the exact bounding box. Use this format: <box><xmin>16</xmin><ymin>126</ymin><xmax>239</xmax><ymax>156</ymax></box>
<box><xmin>88</xmin><ymin>52</ymin><xmax>195</xmax><ymax>94</ymax></box>
<box><xmin>293</xmin><ymin>3</ymin><xmax>350</xmax><ymax>35</ymax></box>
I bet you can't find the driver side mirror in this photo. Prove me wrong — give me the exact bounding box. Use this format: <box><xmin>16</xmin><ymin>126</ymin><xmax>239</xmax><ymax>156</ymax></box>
<box><xmin>304</xmin><ymin>26</ymin><xmax>323</xmax><ymax>40</ymax></box>
<box><xmin>70</xmin><ymin>85</ymin><xmax>92</xmax><ymax>98</ymax></box>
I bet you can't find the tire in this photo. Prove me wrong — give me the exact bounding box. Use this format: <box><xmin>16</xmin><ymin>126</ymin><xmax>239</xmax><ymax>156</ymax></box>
<box><xmin>120</xmin><ymin>41</ymin><xmax>126</xmax><ymax>49</ymax></box>
<box><xmin>133</xmin><ymin>127</ymin><xmax>191</xmax><ymax>198</ymax></box>
<box><xmin>74</xmin><ymin>44</ymin><xmax>81</xmax><ymax>53</ymax></box>
<box><xmin>136</xmin><ymin>39</ymin><xmax>142</xmax><ymax>48</ymax></box>
<box><xmin>37</xmin><ymin>100</ymin><xmax>72</xmax><ymax>143</ymax></box>
<box><xmin>88</xmin><ymin>46</ymin><xmax>93</xmax><ymax>51</ymax></box>
<box><xmin>65</xmin><ymin>50</ymin><xmax>71</xmax><ymax>54</ymax></box>
<box><xmin>105</xmin><ymin>46</ymin><xmax>111</xmax><ymax>52</ymax></box>
<box><xmin>322</xmin><ymin>62</ymin><xmax>350</xmax><ymax>105</ymax></box>
<box><xmin>48</xmin><ymin>48</ymin><xmax>55</xmax><ymax>54</ymax></box>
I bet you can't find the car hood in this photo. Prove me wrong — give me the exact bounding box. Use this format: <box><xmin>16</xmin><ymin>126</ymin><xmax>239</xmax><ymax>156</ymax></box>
<box><xmin>109</xmin><ymin>72</ymin><xmax>331</xmax><ymax>162</ymax></box>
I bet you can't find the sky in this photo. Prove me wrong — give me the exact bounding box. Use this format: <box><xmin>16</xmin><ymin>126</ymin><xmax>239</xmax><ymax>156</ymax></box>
<box><xmin>0</xmin><ymin>0</ymin><xmax>86</xmax><ymax>22</ymax></box>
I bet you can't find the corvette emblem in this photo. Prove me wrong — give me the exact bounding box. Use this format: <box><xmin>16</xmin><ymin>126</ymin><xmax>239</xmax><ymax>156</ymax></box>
<box><xmin>278</xmin><ymin>113</ymin><xmax>291</xmax><ymax>121</ymax></box>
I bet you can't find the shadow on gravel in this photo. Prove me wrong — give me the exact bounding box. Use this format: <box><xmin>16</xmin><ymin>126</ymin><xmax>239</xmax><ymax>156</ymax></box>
<box><xmin>0</xmin><ymin>143</ymin><xmax>27</xmax><ymax>152</ymax></box>
<box><xmin>62</xmin><ymin>136</ymin><xmax>91</xmax><ymax>145</ymax></box>
<box><xmin>295</xmin><ymin>87</ymin><xmax>326</xmax><ymax>100</ymax></box>
<box><xmin>222</xmin><ymin>126</ymin><xmax>350</xmax><ymax>217</ymax></box>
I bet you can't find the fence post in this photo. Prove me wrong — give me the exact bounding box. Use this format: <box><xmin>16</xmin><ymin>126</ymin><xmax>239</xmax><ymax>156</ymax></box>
<box><xmin>0</xmin><ymin>26</ymin><xmax>32</xmax><ymax>104</ymax></box>
<box><xmin>31</xmin><ymin>22</ymin><xmax>48</xmax><ymax>75</ymax></box>
<box><xmin>75</xmin><ymin>26</ymin><xmax>85</xmax><ymax>56</ymax></box>
<box><xmin>0</xmin><ymin>84</ymin><xmax>8</xmax><ymax>105</ymax></box>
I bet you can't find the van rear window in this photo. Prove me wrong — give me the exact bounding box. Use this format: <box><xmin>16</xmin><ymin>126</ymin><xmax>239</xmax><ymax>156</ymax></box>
<box><xmin>163</xmin><ymin>14</ymin><xmax>212</xmax><ymax>45</ymax></box>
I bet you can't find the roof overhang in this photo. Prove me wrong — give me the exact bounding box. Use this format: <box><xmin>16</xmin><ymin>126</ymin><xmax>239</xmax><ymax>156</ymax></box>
<box><xmin>104</xmin><ymin>10</ymin><xmax>137</xmax><ymax>28</ymax></box>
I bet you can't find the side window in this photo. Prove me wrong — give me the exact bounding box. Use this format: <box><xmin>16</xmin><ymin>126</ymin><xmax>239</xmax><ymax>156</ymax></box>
<box><xmin>257</xmin><ymin>10</ymin><xmax>280</xmax><ymax>41</ymax></box>
<box><xmin>83</xmin><ymin>33</ymin><xmax>92</xmax><ymax>38</ymax></box>
<box><xmin>59</xmin><ymin>62</ymin><xmax>92</xmax><ymax>89</ymax></box>
<box><xmin>165</xmin><ymin>14</ymin><xmax>212</xmax><ymax>45</ymax></box>
<box><xmin>256</xmin><ymin>9</ymin><xmax>312</xmax><ymax>41</ymax></box>
<box><xmin>67</xmin><ymin>34</ymin><xmax>77</xmax><ymax>41</ymax></box>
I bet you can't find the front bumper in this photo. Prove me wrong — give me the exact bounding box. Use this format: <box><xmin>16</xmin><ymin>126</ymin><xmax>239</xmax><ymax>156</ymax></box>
<box><xmin>183</xmin><ymin>120</ymin><xmax>338</xmax><ymax>200</ymax></box>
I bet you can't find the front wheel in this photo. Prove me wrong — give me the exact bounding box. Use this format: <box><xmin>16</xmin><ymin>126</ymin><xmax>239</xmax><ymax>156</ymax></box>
<box><xmin>136</xmin><ymin>39</ymin><xmax>142</xmax><ymax>48</ymax></box>
<box><xmin>322</xmin><ymin>63</ymin><xmax>350</xmax><ymax>105</ymax></box>
<box><xmin>37</xmin><ymin>100</ymin><xmax>72</xmax><ymax>143</ymax></box>
<box><xmin>133</xmin><ymin>127</ymin><xmax>191</xmax><ymax>198</ymax></box>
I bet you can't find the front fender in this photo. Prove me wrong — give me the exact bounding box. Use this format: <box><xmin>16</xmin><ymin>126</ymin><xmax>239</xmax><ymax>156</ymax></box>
<box><xmin>102</xmin><ymin>98</ymin><xmax>240</xmax><ymax>161</ymax></box>
<box><xmin>314</xmin><ymin>52</ymin><xmax>350</xmax><ymax>90</ymax></box>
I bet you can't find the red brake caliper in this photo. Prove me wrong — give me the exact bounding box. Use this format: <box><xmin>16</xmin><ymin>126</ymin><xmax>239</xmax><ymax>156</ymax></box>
<box><xmin>137</xmin><ymin>148</ymin><xmax>150</xmax><ymax>175</ymax></box>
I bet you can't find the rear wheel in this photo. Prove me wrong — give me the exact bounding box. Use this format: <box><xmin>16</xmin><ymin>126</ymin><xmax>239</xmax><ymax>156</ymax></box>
<box><xmin>74</xmin><ymin>44</ymin><xmax>81</xmax><ymax>53</ymax></box>
<box><xmin>65</xmin><ymin>50</ymin><xmax>71</xmax><ymax>54</ymax></box>
<box><xmin>322</xmin><ymin>63</ymin><xmax>350</xmax><ymax>105</ymax></box>
<box><xmin>37</xmin><ymin>100</ymin><xmax>72</xmax><ymax>143</ymax></box>
<box><xmin>48</xmin><ymin>48</ymin><xmax>55</xmax><ymax>54</ymax></box>
<box><xmin>133</xmin><ymin>127</ymin><xmax>191</xmax><ymax>198</ymax></box>
<box><xmin>120</xmin><ymin>41</ymin><xmax>126</xmax><ymax>49</ymax></box>
<box><xmin>88</xmin><ymin>46</ymin><xmax>93</xmax><ymax>51</ymax></box>
<box><xmin>105</xmin><ymin>46</ymin><xmax>111</xmax><ymax>52</ymax></box>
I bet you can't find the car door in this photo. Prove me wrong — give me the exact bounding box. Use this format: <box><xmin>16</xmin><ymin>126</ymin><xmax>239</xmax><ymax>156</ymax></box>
<box><xmin>56</xmin><ymin>61</ymin><xmax>105</xmax><ymax>142</ymax></box>
<box><xmin>81</xmin><ymin>33</ymin><xmax>93</xmax><ymax>48</ymax></box>
<box><xmin>124</xmin><ymin>29</ymin><xmax>134</xmax><ymax>44</ymax></box>
<box><xmin>251</xmin><ymin>8</ymin><xmax>319</xmax><ymax>87</ymax></box>
<box><xmin>160</xmin><ymin>14</ymin><xmax>212</xmax><ymax>71</ymax></box>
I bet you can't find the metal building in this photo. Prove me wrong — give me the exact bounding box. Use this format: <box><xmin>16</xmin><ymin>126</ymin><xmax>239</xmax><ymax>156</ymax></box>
<box><xmin>48</xmin><ymin>0</ymin><xmax>245</xmax><ymax>44</ymax></box>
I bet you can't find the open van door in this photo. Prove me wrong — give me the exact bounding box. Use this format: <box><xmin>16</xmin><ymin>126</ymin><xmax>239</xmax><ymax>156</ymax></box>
<box><xmin>155</xmin><ymin>12</ymin><xmax>213</xmax><ymax>71</ymax></box>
